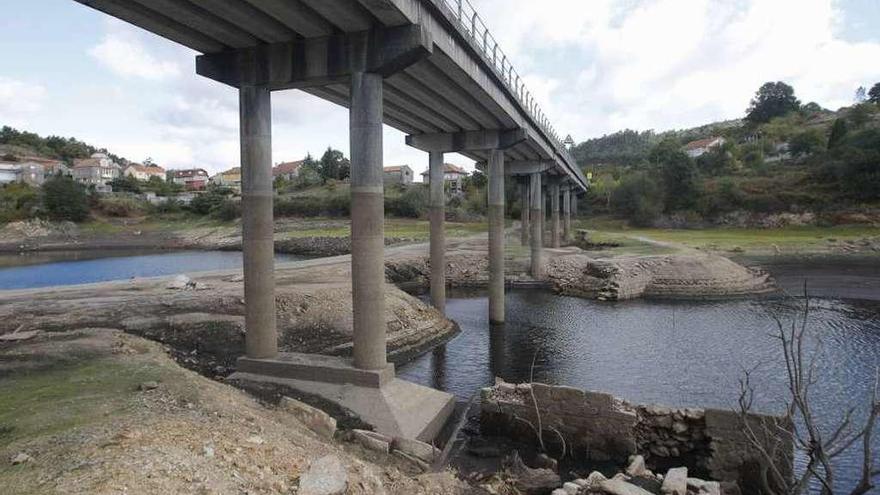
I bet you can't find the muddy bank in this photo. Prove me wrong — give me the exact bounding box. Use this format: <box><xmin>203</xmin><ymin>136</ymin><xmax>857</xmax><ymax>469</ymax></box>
<box><xmin>0</xmin><ymin>328</ymin><xmax>471</xmax><ymax>494</ymax></box>
<box><xmin>0</xmin><ymin>251</ymin><xmax>459</xmax><ymax>378</ymax></box>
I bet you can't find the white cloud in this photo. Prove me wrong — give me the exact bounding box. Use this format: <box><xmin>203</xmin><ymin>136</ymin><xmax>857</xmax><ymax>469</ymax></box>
<box><xmin>88</xmin><ymin>21</ymin><xmax>180</xmax><ymax>80</ymax></box>
<box><xmin>0</xmin><ymin>77</ymin><xmax>46</xmax><ymax>126</ymax></box>
<box><xmin>472</xmin><ymin>0</ymin><xmax>880</xmax><ymax>139</ymax></box>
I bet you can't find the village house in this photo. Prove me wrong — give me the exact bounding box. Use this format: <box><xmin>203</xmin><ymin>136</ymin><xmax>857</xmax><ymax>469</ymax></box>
<box><xmin>169</xmin><ymin>168</ymin><xmax>209</xmax><ymax>191</ymax></box>
<box><xmin>210</xmin><ymin>167</ymin><xmax>242</xmax><ymax>191</ymax></box>
<box><xmin>683</xmin><ymin>137</ymin><xmax>726</xmax><ymax>158</ymax></box>
<box><xmin>420</xmin><ymin>163</ymin><xmax>469</xmax><ymax>194</ymax></box>
<box><xmin>72</xmin><ymin>152</ymin><xmax>120</xmax><ymax>185</ymax></box>
<box><xmin>0</xmin><ymin>159</ymin><xmax>47</xmax><ymax>187</ymax></box>
<box><xmin>272</xmin><ymin>160</ymin><xmax>304</xmax><ymax>181</ymax></box>
<box><xmin>124</xmin><ymin>163</ymin><xmax>165</xmax><ymax>181</ymax></box>
<box><xmin>383</xmin><ymin>165</ymin><xmax>413</xmax><ymax>185</ymax></box>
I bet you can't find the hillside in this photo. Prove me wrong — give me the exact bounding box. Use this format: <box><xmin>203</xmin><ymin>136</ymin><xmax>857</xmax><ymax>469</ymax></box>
<box><xmin>575</xmin><ymin>93</ymin><xmax>880</xmax><ymax>228</ymax></box>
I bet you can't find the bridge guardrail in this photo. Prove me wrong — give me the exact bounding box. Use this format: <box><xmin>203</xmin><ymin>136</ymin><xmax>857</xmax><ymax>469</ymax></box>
<box><xmin>437</xmin><ymin>0</ymin><xmax>579</xmax><ymax>176</ymax></box>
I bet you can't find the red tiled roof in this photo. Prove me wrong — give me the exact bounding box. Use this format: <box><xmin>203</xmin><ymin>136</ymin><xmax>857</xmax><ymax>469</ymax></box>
<box><xmin>383</xmin><ymin>165</ymin><xmax>411</xmax><ymax>173</ymax></box>
<box><xmin>273</xmin><ymin>160</ymin><xmax>304</xmax><ymax>176</ymax></box>
<box><xmin>170</xmin><ymin>168</ymin><xmax>208</xmax><ymax>178</ymax></box>
<box><xmin>421</xmin><ymin>163</ymin><xmax>468</xmax><ymax>176</ymax></box>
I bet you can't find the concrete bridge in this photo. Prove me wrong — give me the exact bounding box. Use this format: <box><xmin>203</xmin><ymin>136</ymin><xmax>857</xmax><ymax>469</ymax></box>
<box><xmin>74</xmin><ymin>0</ymin><xmax>588</xmax><ymax>441</ymax></box>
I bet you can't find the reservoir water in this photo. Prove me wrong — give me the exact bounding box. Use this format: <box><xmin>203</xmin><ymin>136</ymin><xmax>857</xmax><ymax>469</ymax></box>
<box><xmin>0</xmin><ymin>250</ymin><xmax>309</xmax><ymax>290</ymax></box>
<box><xmin>0</xmin><ymin>251</ymin><xmax>877</xmax><ymax>490</ymax></box>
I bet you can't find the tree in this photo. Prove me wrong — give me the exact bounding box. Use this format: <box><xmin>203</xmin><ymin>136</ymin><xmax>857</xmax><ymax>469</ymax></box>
<box><xmin>828</xmin><ymin>118</ymin><xmax>848</xmax><ymax>149</ymax></box>
<box><xmin>318</xmin><ymin>147</ymin><xmax>350</xmax><ymax>181</ymax></box>
<box><xmin>650</xmin><ymin>139</ymin><xmax>701</xmax><ymax>211</ymax></box>
<box><xmin>855</xmin><ymin>86</ymin><xmax>868</xmax><ymax>103</ymax></box>
<box><xmin>41</xmin><ymin>175</ymin><xmax>89</xmax><ymax>222</ymax></box>
<box><xmin>109</xmin><ymin>175</ymin><xmax>142</xmax><ymax>194</ymax></box>
<box><xmin>611</xmin><ymin>171</ymin><xmax>664</xmax><ymax>226</ymax></box>
<box><xmin>788</xmin><ymin>129</ymin><xmax>825</xmax><ymax>157</ymax></box>
<box><xmin>746</xmin><ymin>82</ymin><xmax>801</xmax><ymax>125</ymax></box>
<box><xmin>738</xmin><ymin>291</ymin><xmax>879</xmax><ymax>495</ymax></box>
<box><xmin>869</xmin><ymin>83</ymin><xmax>880</xmax><ymax>104</ymax></box>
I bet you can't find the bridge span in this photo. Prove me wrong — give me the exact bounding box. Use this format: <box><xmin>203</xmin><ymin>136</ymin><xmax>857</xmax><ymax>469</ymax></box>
<box><xmin>74</xmin><ymin>0</ymin><xmax>587</xmax><ymax>441</ymax></box>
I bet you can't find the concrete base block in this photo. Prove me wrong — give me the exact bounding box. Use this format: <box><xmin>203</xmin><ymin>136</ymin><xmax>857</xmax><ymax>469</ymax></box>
<box><xmin>230</xmin><ymin>353</ymin><xmax>455</xmax><ymax>442</ymax></box>
<box><xmin>237</xmin><ymin>352</ymin><xmax>394</xmax><ymax>388</ymax></box>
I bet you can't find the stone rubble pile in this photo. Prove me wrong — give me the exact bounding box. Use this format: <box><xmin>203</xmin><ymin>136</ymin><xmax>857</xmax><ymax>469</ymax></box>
<box><xmin>548</xmin><ymin>456</ymin><xmax>729</xmax><ymax>495</ymax></box>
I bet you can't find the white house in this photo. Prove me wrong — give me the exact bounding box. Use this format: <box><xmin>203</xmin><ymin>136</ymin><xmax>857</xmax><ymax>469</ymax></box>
<box><xmin>0</xmin><ymin>161</ymin><xmax>45</xmax><ymax>186</ymax></box>
<box><xmin>124</xmin><ymin>163</ymin><xmax>166</xmax><ymax>181</ymax></box>
<box><xmin>420</xmin><ymin>163</ymin><xmax>469</xmax><ymax>194</ymax></box>
<box><xmin>683</xmin><ymin>137</ymin><xmax>726</xmax><ymax>158</ymax></box>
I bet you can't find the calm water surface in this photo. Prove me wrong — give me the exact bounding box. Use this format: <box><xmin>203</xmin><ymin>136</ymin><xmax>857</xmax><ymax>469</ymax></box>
<box><xmin>0</xmin><ymin>250</ymin><xmax>308</xmax><ymax>290</ymax></box>
<box><xmin>398</xmin><ymin>289</ymin><xmax>880</xmax><ymax>492</ymax></box>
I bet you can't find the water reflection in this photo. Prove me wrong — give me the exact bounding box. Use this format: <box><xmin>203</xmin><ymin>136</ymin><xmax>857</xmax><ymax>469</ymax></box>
<box><xmin>397</xmin><ymin>289</ymin><xmax>880</xmax><ymax>491</ymax></box>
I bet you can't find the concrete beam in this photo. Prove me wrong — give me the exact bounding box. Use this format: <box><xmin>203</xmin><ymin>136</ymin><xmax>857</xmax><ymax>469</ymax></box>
<box><xmin>475</xmin><ymin>159</ymin><xmax>554</xmax><ymax>176</ymax></box>
<box><xmin>240</xmin><ymin>86</ymin><xmax>277</xmax><ymax>359</ymax></box>
<box><xmin>405</xmin><ymin>128</ymin><xmax>527</xmax><ymax>153</ymax></box>
<box><xmin>529</xmin><ymin>173</ymin><xmax>543</xmax><ymax>278</ymax></box>
<box><xmin>196</xmin><ymin>24</ymin><xmax>433</xmax><ymax>89</ymax></box>
<box><xmin>350</xmin><ymin>72</ymin><xmax>387</xmax><ymax>371</ymax></box>
<box><xmin>428</xmin><ymin>151</ymin><xmax>445</xmax><ymax>315</ymax></box>
<box><xmin>487</xmin><ymin>149</ymin><xmax>505</xmax><ymax>324</ymax></box>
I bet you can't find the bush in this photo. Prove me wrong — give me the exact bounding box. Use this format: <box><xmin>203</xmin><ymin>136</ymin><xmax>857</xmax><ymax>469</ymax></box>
<box><xmin>274</xmin><ymin>193</ymin><xmax>351</xmax><ymax>217</ymax></box>
<box><xmin>150</xmin><ymin>198</ymin><xmax>183</xmax><ymax>215</ymax></box>
<box><xmin>789</xmin><ymin>129</ymin><xmax>825</xmax><ymax>157</ymax></box>
<box><xmin>0</xmin><ymin>183</ymin><xmax>40</xmax><ymax>223</ymax></box>
<box><xmin>212</xmin><ymin>199</ymin><xmax>241</xmax><ymax>221</ymax></box>
<box><xmin>385</xmin><ymin>185</ymin><xmax>428</xmax><ymax>218</ymax></box>
<box><xmin>98</xmin><ymin>196</ymin><xmax>145</xmax><ymax>217</ymax></box>
<box><xmin>42</xmin><ymin>175</ymin><xmax>89</xmax><ymax>222</ymax></box>
<box><xmin>189</xmin><ymin>188</ymin><xmax>233</xmax><ymax>215</ymax></box>
<box><xmin>611</xmin><ymin>171</ymin><xmax>664</xmax><ymax>226</ymax></box>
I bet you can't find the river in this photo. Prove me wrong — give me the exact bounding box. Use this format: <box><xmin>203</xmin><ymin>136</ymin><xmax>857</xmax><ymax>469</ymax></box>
<box><xmin>0</xmin><ymin>251</ymin><xmax>877</xmax><ymax>491</ymax></box>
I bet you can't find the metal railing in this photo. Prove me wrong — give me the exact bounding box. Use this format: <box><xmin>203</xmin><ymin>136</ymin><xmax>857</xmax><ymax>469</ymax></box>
<box><xmin>437</xmin><ymin>0</ymin><xmax>576</xmax><ymax>167</ymax></box>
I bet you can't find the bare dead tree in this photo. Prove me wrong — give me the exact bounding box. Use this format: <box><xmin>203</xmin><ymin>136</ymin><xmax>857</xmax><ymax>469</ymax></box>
<box><xmin>738</xmin><ymin>289</ymin><xmax>880</xmax><ymax>495</ymax></box>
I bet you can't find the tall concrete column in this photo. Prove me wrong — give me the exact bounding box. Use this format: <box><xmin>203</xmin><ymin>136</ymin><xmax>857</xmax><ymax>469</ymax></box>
<box><xmin>519</xmin><ymin>179</ymin><xmax>530</xmax><ymax>247</ymax></box>
<box><xmin>529</xmin><ymin>173</ymin><xmax>543</xmax><ymax>278</ymax></box>
<box><xmin>350</xmin><ymin>72</ymin><xmax>387</xmax><ymax>371</ymax></box>
<box><xmin>563</xmin><ymin>185</ymin><xmax>572</xmax><ymax>242</ymax></box>
<box><xmin>572</xmin><ymin>193</ymin><xmax>578</xmax><ymax>217</ymax></box>
<box><xmin>551</xmin><ymin>178</ymin><xmax>561</xmax><ymax>248</ymax></box>
<box><xmin>240</xmin><ymin>86</ymin><xmax>277</xmax><ymax>360</ymax></box>
<box><xmin>487</xmin><ymin>149</ymin><xmax>505</xmax><ymax>324</ymax></box>
<box><xmin>428</xmin><ymin>151</ymin><xmax>446</xmax><ymax>314</ymax></box>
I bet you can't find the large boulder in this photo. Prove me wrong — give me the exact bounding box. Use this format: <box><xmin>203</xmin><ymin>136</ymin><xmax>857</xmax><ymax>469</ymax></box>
<box><xmin>298</xmin><ymin>455</ymin><xmax>348</xmax><ymax>495</ymax></box>
<box><xmin>661</xmin><ymin>467</ymin><xmax>688</xmax><ymax>495</ymax></box>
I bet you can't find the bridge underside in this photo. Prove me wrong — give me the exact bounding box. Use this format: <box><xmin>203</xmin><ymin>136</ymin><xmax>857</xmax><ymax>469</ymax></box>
<box><xmin>73</xmin><ymin>0</ymin><xmax>587</xmax><ymax>442</ymax></box>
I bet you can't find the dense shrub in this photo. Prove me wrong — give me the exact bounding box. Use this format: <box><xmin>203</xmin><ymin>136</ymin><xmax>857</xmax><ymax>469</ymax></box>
<box><xmin>42</xmin><ymin>175</ymin><xmax>89</xmax><ymax>222</ymax></box>
<box><xmin>611</xmin><ymin>171</ymin><xmax>664</xmax><ymax>226</ymax></box>
<box><xmin>189</xmin><ymin>187</ymin><xmax>233</xmax><ymax>215</ymax></box>
<box><xmin>0</xmin><ymin>183</ymin><xmax>40</xmax><ymax>223</ymax></box>
<box><xmin>789</xmin><ymin>129</ymin><xmax>826</xmax><ymax>157</ymax></box>
<box><xmin>274</xmin><ymin>193</ymin><xmax>351</xmax><ymax>217</ymax></box>
<box><xmin>212</xmin><ymin>199</ymin><xmax>241</xmax><ymax>221</ymax></box>
<box><xmin>385</xmin><ymin>185</ymin><xmax>428</xmax><ymax>218</ymax></box>
<box><xmin>150</xmin><ymin>198</ymin><xmax>184</xmax><ymax>214</ymax></box>
<box><xmin>97</xmin><ymin>195</ymin><xmax>146</xmax><ymax>217</ymax></box>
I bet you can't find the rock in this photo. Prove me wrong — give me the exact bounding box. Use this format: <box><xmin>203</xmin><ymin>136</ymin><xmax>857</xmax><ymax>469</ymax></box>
<box><xmin>599</xmin><ymin>478</ymin><xmax>654</xmax><ymax>495</ymax></box>
<box><xmin>701</xmin><ymin>482</ymin><xmax>721</xmax><ymax>495</ymax></box>
<box><xmin>572</xmin><ymin>478</ymin><xmax>589</xmax><ymax>488</ymax></box>
<box><xmin>11</xmin><ymin>453</ymin><xmax>32</xmax><ymax>465</ymax></box>
<box><xmin>562</xmin><ymin>481</ymin><xmax>581</xmax><ymax>494</ymax></box>
<box><xmin>671</xmin><ymin>421</ymin><xmax>688</xmax><ymax>434</ymax></box>
<box><xmin>0</xmin><ymin>330</ymin><xmax>40</xmax><ymax>342</ymax></box>
<box><xmin>661</xmin><ymin>467</ymin><xmax>687</xmax><ymax>495</ymax></box>
<box><xmin>299</xmin><ymin>455</ymin><xmax>348</xmax><ymax>495</ymax></box>
<box><xmin>245</xmin><ymin>435</ymin><xmax>264</xmax><ymax>445</ymax></box>
<box><xmin>138</xmin><ymin>381</ymin><xmax>159</xmax><ymax>391</ymax></box>
<box><xmin>625</xmin><ymin>454</ymin><xmax>647</xmax><ymax>477</ymax></box>
<box><xmin>534</xmin><ymin>453</ymin><xmax>558</xmax><ymax>471</ymax></box>
<box><xmin>720</xmin><ymin>481</ymin><xmax>742</xmax><ymax>495</ymax></box>
<box><xmin>167</xmin><ymin>274</ymin><xmax>191</xmax><ymax>290</ymax></box>
<box><xmin>650</xmin><ymin>445</ymin><xmax>670</xmax><ymax>457</ymax></box>
<box><xmin>502</xmin><ymin>451</ymin><xmax>561</xmax><ymax>495</ymax></box>
<box><xmin>392</xmin><ymin>437</ymin><xmax>440</xmax><ymax>464</ymax></box>
<box><xmin>551</xmin><ymin>490</ymin><xmax>568</xmax><ymax>495</ymax></box>
<box><xmin>352</xmin><ymin>429</ymin><xmax>390</xmax><ymax>454</ymax></box>
<box><xmin>280</xmin><ymin>396</ymin><xmax>337</xmax><ymax>439</ymax></box>
<box><xmin>393</xmin><ymin>449</ymin><xmax>430</xmax><ymax>472</ymax></box>
<box><xmin>584</xmin><ymin>471</ymin><xmax>607</xmax><ymax>490</ymax></box>
<box><xmin>202</xmin><ymin>445</ymin><xmax>214</xmax><ymax>458</ymax></box>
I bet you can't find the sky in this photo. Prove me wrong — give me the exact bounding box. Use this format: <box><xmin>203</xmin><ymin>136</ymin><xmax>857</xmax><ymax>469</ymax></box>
<box><xmin>1</xmin><ymin>0</ymin><xmax>879</xmax><ymax>177</ymax></box>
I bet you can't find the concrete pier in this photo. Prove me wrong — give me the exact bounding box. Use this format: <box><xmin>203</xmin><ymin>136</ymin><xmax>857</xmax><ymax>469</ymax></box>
<box><xmin>350</xmin><ymin>72</ymin><xmax>387</xmax><ymax>371</ymax></box>
<box><xmin>520</xmin><ymin>178</ymin><xmax>530</xmax><ymax>247</ymax></box>
<box><xmin>428</xmin><ymin>151</ymin><xmax>446</xmax><ymax>314</ymax></box>
<box><xmin>487</xmin><ymin>149</ymin><xmax>505</xmax><ymax>324</ymax></box>
<box><xmin>529</xmin><ymin>172</ymin><xmax>544</xmax><ymax>278</ymax></box>
<box><xmin>563</xmin><ymin>183</ymin><xmax>572</xmax><ymax>242</ymax></box>
<box><xmin>240</xmin><ymin>86</ymin><xmax>277</xmax><ymax>359</ymax></box>
<box><xmin>550</xmin><ymin>178</ymin><xmax>561</xmax><ymax>248</ymax></box>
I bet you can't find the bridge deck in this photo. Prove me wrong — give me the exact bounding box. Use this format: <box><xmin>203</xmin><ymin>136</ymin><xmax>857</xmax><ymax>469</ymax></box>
<box><xmin>74</xmin><ymin>0</ymin><xmax>586</xmax><ymax>189</ymax></box>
